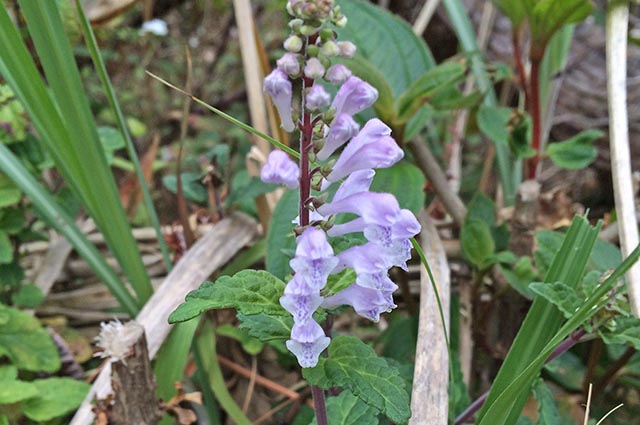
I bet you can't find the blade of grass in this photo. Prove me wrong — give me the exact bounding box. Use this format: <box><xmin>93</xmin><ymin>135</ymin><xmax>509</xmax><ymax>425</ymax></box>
<box><xmin>75</xmin><ymin>1</ymin><xmax>173</xmax><ymax>273</ymax></box>
<box><xmin>0</xmin><ymin>143</ymin><xmax>139</xmax><ymax>316</ymax></box>
<box><xmin>478</xmin><ymin>216</ymin><xmax>601</xmax><ymax>424</ymax></box>
<box><xmin>441</xmin><ymin>0</ymin><xmax>520</xmax><ymax>205</ymax></box>
<box><xmin>480</xmin><ymin>241</ymin><xmax>640</xmax><ymax>423</ymax></box>
<box><xmin>145</xmin><ymin>71</ymin><xmax>299</xmax><ymax>159</ymax></box>
<box><xmin>15</xmin><ymin>1</ymin><xmax>152</xmax><ymax>302</ymax></box>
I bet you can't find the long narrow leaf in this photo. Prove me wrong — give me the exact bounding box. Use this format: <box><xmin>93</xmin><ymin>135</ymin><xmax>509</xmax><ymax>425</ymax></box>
<box><xmin>0</xmin><ymin>144</ymin><xmax>139</xmax><ymax>316</ymax></box>
<box><xmin>11</xmin><ymin>2</ymin><xmax>152</xmax><ymax>301</ymax></box>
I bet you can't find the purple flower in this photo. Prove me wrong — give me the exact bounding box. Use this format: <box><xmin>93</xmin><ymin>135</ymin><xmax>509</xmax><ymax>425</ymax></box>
<box><xmin>332</xmin><ymin>169</ymin><xmax>375</xmax><ymax>202</ymax></box>
<box><xmin>331</xmin><ymin>76</ymin><xmax>378</xmax><ymax>117</ymax></box>
<box><xmin>304</xmin><ymin>58</ymin><xmax>325</xmax><ymax>80</ymax></box>
<box><xmin>323</xmin><ymin>284</ymin><xmax>396</xmax><ymax>322</ymax></box>
<box><xmin>280</xmin><ymin>276</ymin><xmax>324</xmax><ymax>322</ymax></box>
<box><xmin>325</xmin><ymin>64</ymin><xmax>352</xmax><ymax>84</ymax></box>
<box><xmin>264</xmin><ymin>69</ymin><xmax>295</xmax><ymax>132</ymax></box>
<box><xmin>306</xmin><ymin>85</ymin><xmax>331</xmax><ymax>111</ymax></box>
<box><xmin>289</xmin><ymin>227</ymin><xmax>339</xmax><ymax>290</ymax></box>
<box><xmin>260</xmin><ymin>150</ymin><xmax>300</xmax><ymax>189</ymax></box>
<box><xmin>286</xmin><ymin>320</ymin><xmax>330</xmax><ymax>368</ymax></box>
<box><xmin>326</xmin><ymin>119</ymin><xmax>403</xmax><ymax>182</ymax></box>
<box><xmin>318</xmin><ymin>191</ymin><xmax>400</xmax><ymax>227</ymax></box>
<box><xmin>337</xmin><ymin>41</ymin><xmax>356</xmax><ymax>58</ymax></box>
<box><xmin>336</xmin><ymin>244</ymin><xmax>398</xmax><ymax>292</ymax></box>
<box><xmin>316</xmin><ymin>113</ymin><xmax>360</xmax><ymax>161</ymax></box>
<box><xmin>277</xmin><ymin>53</ymin><xmax>301</xmax><ymax>76</ymax></box>
<box><xmin>364</xmin><ymin>209</ymin><xmax>421</xmax><ymax>245</ymax></box>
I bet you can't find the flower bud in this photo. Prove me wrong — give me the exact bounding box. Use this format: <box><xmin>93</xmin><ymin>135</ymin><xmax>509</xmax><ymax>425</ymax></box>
<box><xmin>306</xmin><ymin>85</ymin><xmax>331</xmax><ymax>110</ymax></box>
<box><xmin>284</xmin><ymin>35</ymin><xmax>303</xmax><ymax>52</ymax></box>
<box><xmin>304</xmin><ymin>57</ymin><xmax>325</xmax><ymax>80</ymax></box>
<box><xmin>325</xmin><ymin>64</ymin><xmax>352</xmax><ymax>84</ymax></box>
<box><xmin>334</xmin><ymin>14</ymin><xmax>347</xmax><ymax>28</ymax></box>
<box><xmin>319</xmin><ymin>27</ymin><xmax>334</xmax><ymax>42</ymax></box>
<box><xmin>264</xmin><ymin>69</ymin><xmax>296</xmax><ymax>132</ymax></box>
<box><xmin>277</xmin><ymin>53</ymin><xmax>301</xmax><ymax>76</ymax></box>
<box><xmin>316</xmin><ymin>113</ymin><xmax>360</xmax><ymax>160</ymax></box>
<box><xmin>260</xmin><ymin>149</ymin><xmax>300</xmax><ymax>189</ymax></box>
<box><xmin>337</xmin><ymin>41</ymin><xmax>356</xmax><ymax>58</ymax></box>
<box><xmin>332</xmin><ymin>76</ymin><xmax>378</xmax><ymax>117</ymax></box>
<box><xmin>300</xmin><ymin>24</ymin><xmax>320</xmax><ymax>36</ymax></box>
<box><xmin>288</xmin><ymin>18</ymin><xmax>303</xmax><ymax>32</ymax></box>
<box><xmin>320</xmin><ymin>40</ymin><xmax>340</xmax><ymax>57</ymax></box>
<box><xmin>307</xmin><ymin>44</ymin><xmax>320</xmax><ymax>57</ymax></box>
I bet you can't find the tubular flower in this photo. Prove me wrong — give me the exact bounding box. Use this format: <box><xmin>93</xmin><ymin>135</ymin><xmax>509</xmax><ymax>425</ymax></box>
<box><xmin>286</xmin><ymin>321</ymin><xmax>330</xmax><ymax>368</ymax></box>
<box><xmin>323</xmin><ymin>284</ymin><xmax>396</xmax><ymax>322</ymax></box>
<box><xmin>316</xmin><ymin>113</ymin><xmax>360</xmax><ymax>161</ymax></box>
<box><xmin>331</xmin><ymin>76</ymin><xmax>378</xmax><ymax>117</ymax></box>
<box><xmin>289</xmin><ymin>227</ymin><xmax>339</xmax><ymax>289</ymax></box>
<box><xmin>306</xmin><ymin>85</ymin><xmax>331</xmax><ymax>111</ymax></box>
<box><xmin>264</xmin><ymin>69</ymin><xmax>295</xmax><ymax>132</ymax></box>
<box><xmin>260</xmin><ymin>150</ymin><xmax>300</xmax><ymax>189</ymax></box>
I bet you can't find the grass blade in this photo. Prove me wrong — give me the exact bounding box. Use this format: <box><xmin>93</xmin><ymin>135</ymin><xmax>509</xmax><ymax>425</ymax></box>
<box><xmin>75</xmin><ymin>1</ymin><xmax>173</xmax><ymax>273</ymax></box>
<box><xmin>0</xmin><ymin>144</ymin><xmax>139</xmax><ymax>316</ymax></box>
<box><xmin>10</xmin><ymin>2</ymin><xmax>152</xmax><ymax>302</ymax></box>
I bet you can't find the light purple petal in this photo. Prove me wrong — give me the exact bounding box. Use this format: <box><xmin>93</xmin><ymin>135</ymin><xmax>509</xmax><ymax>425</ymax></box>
<box><xmin>325</xmin><ymin>64</ymin><xmax>352</xmax><ymax>84</ymax></box>
<box><xmin>304</xmin><ymin>58</ymin><xmax>325</xmax><ymax>80</ymax></box>
<box><xmin>327</xmin><ymin>217</ymin><xmax>366</xmax><ymax>237</ymax></box>
<box><xmin>331</xmin><ymin>76</ymin><xmax>378</xmax><ymax>117</ymax></box>
<box><xmin>286</xmin><ymin>335</ymin><xmax>330</xmax><ymax>368</ymax></box>
<box><xmin>277</xmin><ymin>53</ymin><xmax>301</xmax><ymax>76</ymax></box>
<box><xmin>317</xmin><ymin>192</ymin><xmax>400</xmax><ymax>226</ymax></box>
<box><xmin>332</xmin><ymin>169</ymin><xmax>375</xmax><ymax>202</ymax></box>
<box><xmin>260</xmin><ymin>150</ymin><xmax>300</xmax><ymax>189</ymax></box>
<box><xmin>306</xmin><ymin>85</ymin><xmax>331</xmax><ymax>111</ymax></box>
<box><xmin>289</xmin><ymin>228</ymin><xmax>339</xmax><ymax>290</ymax></box>
<box><xmin>337</xmin><ymin>243</ymin><xmax>393</xmax><ymax>272</ymax></box>
<box><xmin>280</xmin><ymin>292</ymin><xmax>324</xmax><ymax>322</ymax></box>
<box><xmin>264</xmin><ymin>69</ymin><xmax>295</xmax><ymax>132</ymax></box>
<box><xmin>323</xmin><ymin>285</ymin><xmax>396</xmax><ymax>322</ymax></box>
<box><xmin>316</xmin><ymin>113</ymin><xmax>360</xmax><ymax>161</ymax></box>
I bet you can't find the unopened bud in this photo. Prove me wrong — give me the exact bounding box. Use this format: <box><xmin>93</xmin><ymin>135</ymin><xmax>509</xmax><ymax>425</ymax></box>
<box><xmin>337</xmin><ymin>41</ymin><xmax>356</xmax><ymax>58</ymax></box>
<box><xmin>277</xmin><ymin>53</ymin><xmax>301</xmax><ymax>76</ymax></box>
<box><xmin>306</xmin><ymin>85</ymin><xmax>331</xmax><ymax>110</ymax></box>
<box><xmin>325</xmin><ymin>64</ymin><xmax>352</xmax><ymax>84</ymax></box>
<box><xmin>288</xmin><ymin>18</ymin><xmax>303</xmax><ymax>32</ymax></box>
<box><xmin>320</xmin><ymin>28</ymin><xmax>334</xmax><ymax>42</ymax></box>
<box><xmin>307</xmin><ymin>44</ymin><xmax>320</xmax><ymax>57</ymax></box>
<box><xmin>320</xmin><ymin>40</ymin><xmax>340</xmax><ymax>57</ymax></box>
<box><xmin>304</xmin><ymin>57</ymin><xmax>325</xmax><ymax>79</ymax></box>
<box><xmin>300</xmin><ymin>24</ymin><xmax>320</xmax><ymax>36</ymax></box>
<box><xmin>284</xmin><ymin>35</ymin><xmax>303</xmax><ymax>53</ymax></box>
<box><xmin>334</xmin><ymin>14</ymin><xmax>347</xmax><ymax>28</ymax></box>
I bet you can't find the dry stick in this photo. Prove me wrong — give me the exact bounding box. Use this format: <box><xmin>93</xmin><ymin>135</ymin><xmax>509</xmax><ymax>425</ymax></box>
<box><xmin>217</xmin><ymin>355</ymin><xmax>300</xmax><ymax>401</ymax></box>
<box><xmin>70</xmin><ymin>213</ymin><xmax>259</xmax><ymax>425</ymax></box>
<box><xmin>242</xmin><ymin>356</ymin><xmax>258</xmax><ymax>414</ymax></box>
<box><xmin>407</xmin><ymin>137</ymin><xmax>467</xmax><ymax>227</ymax></box>
<box><xmin>607</xmin><ymin>0</ymin><xmax>640</xmax><ymax>316</ymax></box>
<box><xmin>412</xmin><ymin>0</ymin><xmax>441</xmax><ymax>36</ymax></box>
<box><xmin>409</xmin><ymin>215</ymin><xmax>451</xmax><ymax>425</ymax></box>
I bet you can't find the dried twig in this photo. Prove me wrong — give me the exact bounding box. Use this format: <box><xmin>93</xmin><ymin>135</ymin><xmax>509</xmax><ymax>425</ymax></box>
<box><xmin>412</xmin><ymin>0</ymin><xmax>441</xmax><ymax>36</ymax></box>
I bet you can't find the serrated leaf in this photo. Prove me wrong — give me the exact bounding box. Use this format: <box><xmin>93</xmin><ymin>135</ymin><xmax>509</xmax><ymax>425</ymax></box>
<box><xmin>303</xmin><ymin>336</ymin><xmax>410</xmax><ymax>423</ymax></box>
<box><xmin>0</xmin><ymin>304</ymin><xmax>59</xmax><ymax>372</ymax></box>
<box><xmin>370</xmin><ymin>161</ymin><xmax>426</xmax><ymax>214</ymax></box>
<box><xmin>547</xmin><ymin>130</ymin><xmax>601</xmax><ymax>170</ymax></box>
<box><xmin>311</xmin><ymin>391</ymin><xmax>379</xmax><ymax>425</ymax></box>
<box><xmin>528</xmin><ymin>281</ymin><xmax>583</xmax><ymax>318</ymax></box>
<box><xmin>22</xmin><ymin>378</ymin><xmax>90</xmax><ymax>421</ymax></box>
<box><xmin>169</xmin><ymin>270</ymin><xmax>287</xmax><ymax>323</ymax></box>
<box><xmin>461</xmin><ymin>219</ymin><xmax>495</xmax><ymax>268</ymax></box>
<box><xmin>237</xmin><ymin>313</ymin><xmax>292</xmax><ymax>344</ymax></box>
<box><xmin>216</xmin><ymin>324</ymin><xmax>263</xmax><ymax>355</ymax></box>
<box><xmin>599</xmin><ymin>316</ymin><xmax>640</xmax><ymax>350</ymax></box>
<box><xmin>533</xmin><ymin>379</ymin><xmax>563</xmax><ymax>425</ymax></box>
<box><xmin>0</xmin><ymin>379</ymin><xmax>38</xmax><ymax>404</ymax></box>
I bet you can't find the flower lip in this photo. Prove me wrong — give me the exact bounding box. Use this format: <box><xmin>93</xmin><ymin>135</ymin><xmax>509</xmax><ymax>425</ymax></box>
<box><xmin>331</xmin><ymin>76</ymin><xmax>378</xmax><ymax>118</ymax></box>
<box><xmin>260</xmin><ymin>149</ymin><xmax>300</xmax><ymax>189</ymax></box>
<box><xmin>264</xmin><ymin>69</ymin><xmax>295</xmax><ymax>132</ymax></box>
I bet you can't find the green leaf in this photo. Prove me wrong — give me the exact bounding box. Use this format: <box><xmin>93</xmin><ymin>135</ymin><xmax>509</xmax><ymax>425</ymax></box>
<box><xmin>303</xmin><ymin>336</ymin><xmax>411</xmax><ymax>423</ymax></box>
<box><xmin>237</xmin><ymin>313</ymin><xmax>291</xmax><ymax>348</ymax></box>
<box><xmin>0</xmin><ymin>379</ymin><xmax>38</xmax><ymax>404</ymax></box>
<box><xmin>543</xmin><ymin>351</ymin><xmax>585</xmax><ymax>392</ymax></box>
<box><xmin>162</xmin><ymin>173</ymin><xmax>208</xmax><ymax>204</ymax></box>
<box><xmin>97</xmin><ymin>126</ymin><xmax>125</xmax><ymax>164</ymax></box>
<box><xmin>311</xmin><ymin>391</ymin><xmax>379</xmax><ymax>425</ymax></box>
<box><xmin>21</xmin><ymin>378</ymin><xmax>90</xmax><ymax>422</ymax></box>
<box><xmin>0</xmin><ymin>231</ymin><xmax>11</xmax><ymax>264</ymax></box>
<box><xmin>370</xmin><ymin>161</ymin><xmax>426</xmax><ymax>214</ymax></box>
<box><xmin>533</xmin><ymin>379</ymin><xmax>563</xmax><ymax>425</ymax></box>
<box><xmin>600</xmin><ymin>316</ymin><xmax>640</xmax><ymax>350</ymax></box>
<box><xmin>528</xmin><ymin>281</ymin><xmax>584</xmax><ymax>319</ymax></box>
<box><xmin>0</xmin><ymin>174</ymin><xmax>21</xmax><ymax>208</ymax></box>
<box><xmin>0</xmin><ymin>207</ymin><xmax>25</xmax><ymax>234</ymax></box>
<box><xmin>500</xmin><ymin>256</ymin><xmax>537</xmax><ymax>298</ymax></box>
<box><xmin>589</xmin><ymin>239</ymin><xmax>622</xmax><ymax>272</ymax></box>
<box><xmin>11</xmin><ymin>284</ymin><xmax>45</xmax><ymax>308</ymax></box>
<box><xmin>0</xmin><ymin>304</ymin><xmax>59</xmax><ymax>372</ymax></box>
<box><xmin>336</xmin><ymin>0</ymin><xmax>435</xmax><ymax>99</ymax></box>
<box><xmin>0</xmin><ymin>365</ymin><xmax>17</xmax><ymax>381</ymax></box>
<box><xmin>477</xmin><ymin>105</ymin><xmax>512</xmax><ymax>144</ymax></box>
<box><xmin>460</xmin><ymin>219</ymin><xmax>495</xmax><ymax>268</ymax></box>
<box><xmin>226</xmin><ymin>176</ymin><xmax>278</xmax><ymax>207</ymax></box>
<box><xmin>325</xmin><ymin>269</ymin><xmax>356</xmax><ymax>297</ymax></box>
<box><xmin>0</xmin><ymin>415</ymin><xmax>6</xmax><ymax>425</ymax></box>
<box><xmin>466</xmin><ymin>192</ymin><xmax>496</xmax><ymax>227</ymax></box>
<box><xmin>546</xmin><ymin>130</ymin><xmax>601</xmax><ymax>170</ymax></box>
<box><xmin>378</xmin><ymin>314</ymin><xmax>418</xmax><ymax>364</ymax></box>
<box><xmin>169</xmin><ymin>270</ymin><xmax>287</xmax><ymax>323</ymax></box>
<box><xmin>217</xmin><ymin>324</ymin><xmax>264</xmax><ymax>355</ymax></box>
<box><xmin>534</xmin><ymin>230</ymin><xmax>565</xmax><ymax>277</ymax></box>
<box><xmin>396</xmin><ymin>61</ymin><xmax>467</xmax><ymax>122</ymax></box>
<box><xmin>493</xmin><ymin>0</ymin><xmax>527</xmax><ymax>26</ymax></box>
<box><xmin>529</xmin><ymin>0</ymin><xmax>592</xmax><ymax>46</ymax></box>
<box><xmin>0</xmin><ymin>85</ymin><xmax>27</xmax><ymax>143</ymax></box>
<box><xmin>266</xmin><ymin>189</ymin><xmax>297</xmax><ymax>280</ymax></box>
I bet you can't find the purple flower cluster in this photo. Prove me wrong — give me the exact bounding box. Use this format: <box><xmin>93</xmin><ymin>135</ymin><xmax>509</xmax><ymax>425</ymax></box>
<box><xmin>261</xmin><ymin>0</ymin><xmax>421</xmax><ymax>368</ymax></box>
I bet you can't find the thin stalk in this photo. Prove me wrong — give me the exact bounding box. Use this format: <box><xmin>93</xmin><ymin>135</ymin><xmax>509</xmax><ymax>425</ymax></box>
<box><xmin>528</xmin><ymin>57</ymin><xmax>542</xmax><ymax>179</ymax></box>
<box><xmin>75</xmin><ymin>2</ymin><xmax>173</xmax><ymax>272</ymax></box>
<box><xmin>512</xmin><ymin>26</ymin><xmax>529</xmax><ymax>107</ymax></box>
